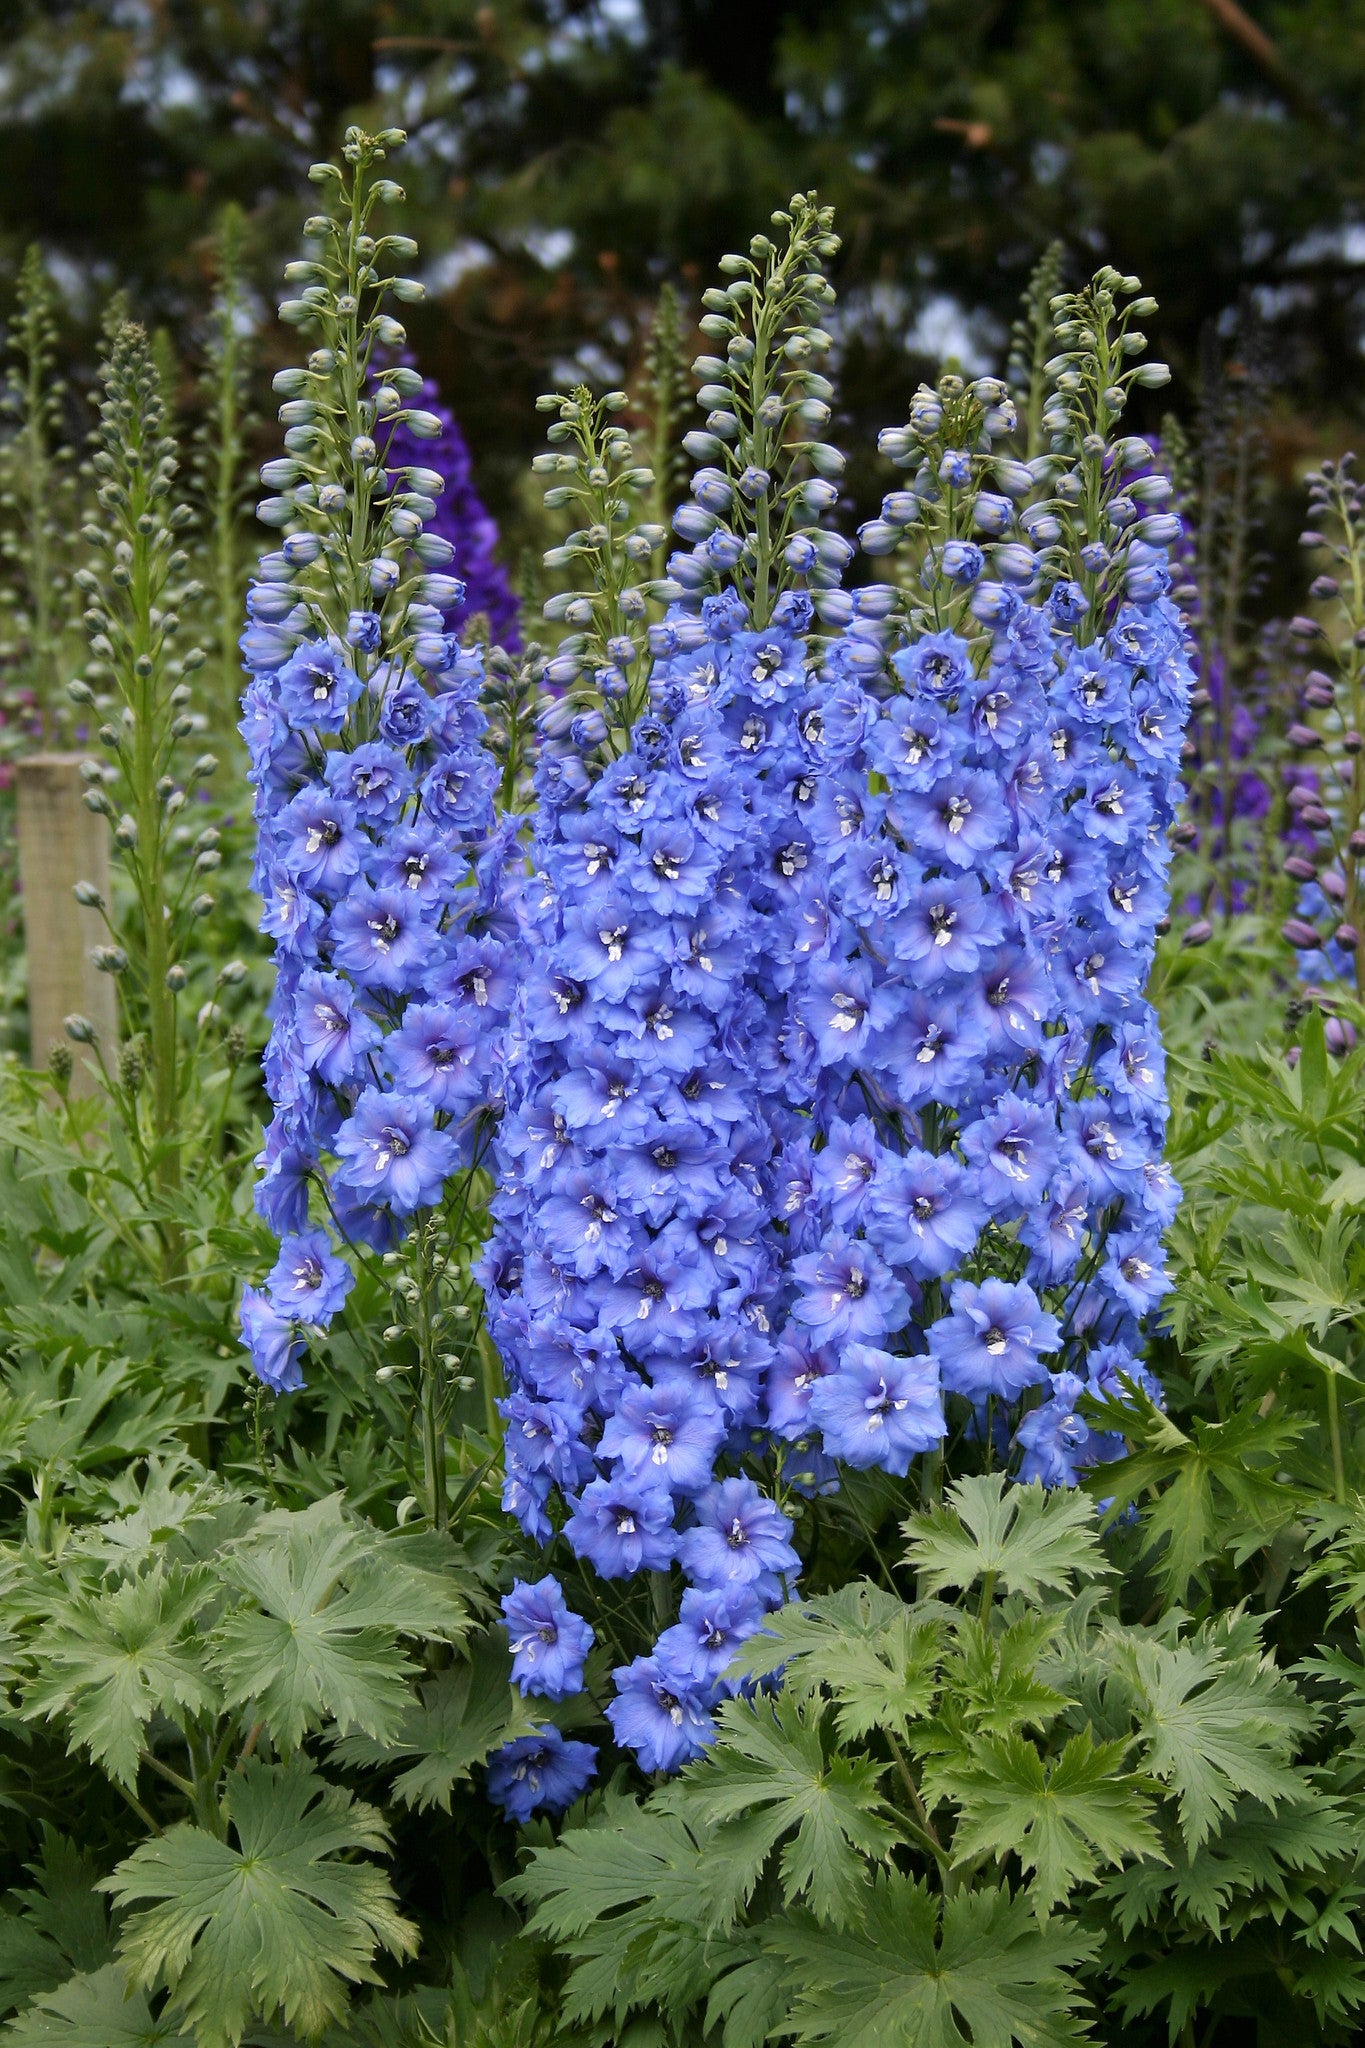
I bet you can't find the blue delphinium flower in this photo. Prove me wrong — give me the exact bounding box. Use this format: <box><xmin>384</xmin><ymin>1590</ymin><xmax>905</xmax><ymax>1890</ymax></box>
<box><xmin>486</xmin><ymin>1728</ymin><xmax>598</xmax><ymax>1821</ymax></box>
<box><xmin>501</xmin><ymin>1576</ymin><xmax>595</xmax><ymax>1698</ymax></box>
<box><xmin>807</xmin><ymin>1344</ymin><xmax>945</xmax><ymax>1473</ymax></box>
<box><xmin>605</xmin><ymin>1652</ymin><xmax>717</xmax><ymax>1772</ymax></box>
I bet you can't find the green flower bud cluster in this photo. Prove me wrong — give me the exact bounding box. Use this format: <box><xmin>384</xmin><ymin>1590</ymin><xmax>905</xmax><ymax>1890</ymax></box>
<box><xmin>254</xmin><ymin>126</ymin><xmax>459</xmax><ymax>683</ymax></box>
<box><xmin>533</xmin><ymin>385</ymin><xmax>666</xmax><ymax>751</ymax></box>
<box><xmin>677</xmin><ymin>193</ymin><xmax>847</xmax><ymax>627</ymax></box>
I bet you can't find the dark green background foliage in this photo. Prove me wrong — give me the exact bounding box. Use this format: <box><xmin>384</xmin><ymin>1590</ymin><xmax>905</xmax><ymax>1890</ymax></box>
<box><xmin>4</xmin><ymin>0</ymin><xmax>1365</xmax><ymax>524</ymax></box>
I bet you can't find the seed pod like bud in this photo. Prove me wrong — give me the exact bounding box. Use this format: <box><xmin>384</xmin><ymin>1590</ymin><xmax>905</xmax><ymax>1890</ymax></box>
<box><xmin>225</xmin><ymin>1026</ymin><xmax>247</xmax><ymax>1069</ymax></box>
<box><xmin>48</xmin><ymin>1042</ymin><xmax>73</xmax><ymax>1085</ymax></box>
<box><xmin>118</xmin><ymin>1042</ymin><xmax>144</xmax><ymax>1092</ymax></box>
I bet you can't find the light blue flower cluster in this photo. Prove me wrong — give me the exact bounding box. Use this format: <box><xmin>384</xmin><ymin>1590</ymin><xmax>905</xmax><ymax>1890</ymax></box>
<box><xmin>484</xmin><ymin>589</ymin><xmax>818</xmax><ymax>1781</ymax></box>
<box><xmin>480</xmin><ymin>245</ymin><xmax>1191</xmax><ymax>1806</ymax></box>
<box><xmin>780</xmin><ymin>587</ymin><xmax>1185</xmax><ymax>1489</ymax></box>
<box><xmin>239</xmin><ymin>635</ymin><xmax>503</xmax><ymax>1389</ymax></box>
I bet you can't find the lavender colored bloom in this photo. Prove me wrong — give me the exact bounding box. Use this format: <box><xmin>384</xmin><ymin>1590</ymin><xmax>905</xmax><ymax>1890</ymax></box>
<box><xmin>1101</xmin><ymin>1230</ymin><xmax>1173</xmax><ymax>1316</ymax></box>
<box><xmin>866</xmin><ymin>1151</ymin><xmax>983</xmax><ymax>1279</ymax></box>
<box><xmin>564</xmin><ymin>1473</ymin><xmax>677</xmax><ymax>1577</ymax></box>
<box><xmin>330</xmin><ymin>884</ymin><xmax>429</xmax><ymax>993</ymax></box>
<box><xmin>265</xmin><ymin>1228</ymin><xmax>353</xmax><ymax>1323</ymax></box>
<box><xmin>1015</xmin><ymin>1372</ymin><xmax>1093</xmax><ymax>1487</ymax></box>
<box><xmin>292</xmin><ymin>971</ymin><xmax>382</xmax><ymax>1086</ymax></box>
<box><xmin>385</xmin><ymin>1002</ymin><xmax>482</xmax><ymax>1111</ymax></box>
<box><xmin>960</xmin><ymin>1097</ymin><xmax>1056</xmax><ymax>1209</ymax></box>
<box><xmin>809</xmin><ymin>1344</ymin><xmax>945</xmax><ymax>1473</ymax></box>
<box><xmin>239</xmin><ymin>1285</ymin><xmax>305</xmax><ymax>1394</ymax></box>
<box><xmin>278</xmin><ymin>785</ymin><xmax>364</xmax><ymax>893</ymax></box>
<box><xmin>486</xmin><ymin>1728</ymin><xmax>597</xmax><ymax>1821</ymax></box>
<box><xmin>677</xmin><ymin>1477</ymin><xmax>799</xmax><ymax>1592</ymax></box>
<box><xmin>325</xmin><ymin>742</ymin><xmax>411</xmax><ymax>823</ymax></box>
<box><xmin>273</xmin><ymin>640</ymin><xmax>362</xmax><ymax>733</ymax></box>
<box><xmin>791</xmin><ymin>1230</ymin><xmax>911</xmax><ymax>1344</ymax></box>
<box><xmin>501</xmin><ymin>1576</ymin><xmax>595</xmax><ymax>1699</ymax></box>
<box><xmin>334</xmin><ymin>1088</ymin><xmax>458</xmax><ymax>1214</ymax></box>
<box><xmin>606</xmin><ymin>1653</ymin><xmax>716</xmax><ymax>1772</ymax></box>
<box><xmin>655</xmin><ymin>1586</ymin><xmax>762</xmax><ymax>1686</ymax></box>
<box><xmin>929</xmin><ymin>1278</ymin><xmax>1060</xmax><ymax>1403</ymax></box>
<box><xmin>598</xmin><ymin>1376</ymin><xmax>726</xmax><ymax>1495</ymax></box>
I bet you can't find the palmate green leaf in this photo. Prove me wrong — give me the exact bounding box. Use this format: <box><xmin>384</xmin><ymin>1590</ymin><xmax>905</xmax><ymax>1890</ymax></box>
<box><xmin>511</xmin><ymin>1798</ymin><xmax>714</xmax><ymax>1946</ymax></box>
<box><xmin>21</xmin><ymin>1564</ymin><xmax>218</xmax><ymax>1786</ymax></box>
<box><xmin>510</xmin><ymin>1798</ymin><xmax>745</xmax><ymax>2030</ymax></box>
<box><xmin>0</xmin><ymin>1828</ymin><xmax>113</xmax><ymax>2018</ymax></box>
<box><xmin>1109</xmin><ymin>1937</ymin><xmax>1269</xmax><ymax>2037</ymax></box>
<box><xmin>905</xmin><ymin>1476</ymin><xmax>1109</xmax><ymax>1603</ymax></box>
<box><xmin>211</xmin><ymin>1496</ymin><xmax>467</xmax><ymax>1751</ymax></box>
<box><xmin>669</xmin><ymin>1692</ymin><xmax>896</xmax><ymax>1928</ymax></box>
<box><xmin>102</xmin><ymin>1755</ymin><xmax>418</xmax><ymax>2048</ymax></box>
<box><xmin>730</xmin><ymin>1583</ymin><xmax>943</xmax><ymax>1741</ymax></box>
<box><xmin>1</xmin><ymin>1964</ymin><xmax>190</xmax><ymax>2046</ymax></box>
<box><xmin>704</xmin><ymin>1952</ymin><xmax>792</xmax><ymax>2048</ymax></box>
<box><xmin>766</xmin><ymin>1873</ymin><xmax>1096</xmax><ymax>2047</ymax></box>
<box><xmin>329</xmin><ymin>1633</ymin><xmax>538</xmax><ymax>1810</ymax></box>
<box><xmin>1087</xmin><ymin>1392</ymin><xmax>1306</xmax><ymax>1604</ymax></box>
<box><xmin>926</xmin><ymin>1730</ymin><xmax>1162</xmax><ymax>1918</ymax></box>
<box><xmin>936</xmin><ymin>1611</ymin><xmax>1068</xmax><ymax>1740</ymax></box>
<box><xmin>1111</xmin><ymin>1613</ymin><xmax>1312</xmax><ymax>1853</ymax></box>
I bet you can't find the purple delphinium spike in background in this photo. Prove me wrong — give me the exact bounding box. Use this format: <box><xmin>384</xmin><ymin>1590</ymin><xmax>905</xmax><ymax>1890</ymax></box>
<box><xmin>383</xmin><ymin>375</ymin><xmax>521</xmax><ymax>650</ymax></box>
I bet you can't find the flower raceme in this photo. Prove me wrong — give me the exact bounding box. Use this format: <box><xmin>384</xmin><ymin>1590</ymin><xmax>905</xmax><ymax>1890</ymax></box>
<box><xmin>242</xmin><ymin>636</ymin><xmax>503</xmax><ymax>1391</ymax></box>
<box><xmin>239</xmin><ymin>130</ymin><xmax>508</xmax><ymax>1398</ymax></box>
<box><xmin>477</xmin><ymin>235</ymin><xmax>1190</xmax><ymax>1810</ymax></box>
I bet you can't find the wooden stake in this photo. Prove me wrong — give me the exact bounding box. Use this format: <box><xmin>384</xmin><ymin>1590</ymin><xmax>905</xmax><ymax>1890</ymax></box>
<box><xmin>16</xmin><ymin>754</ymin><xmax>118</xmax><ymax>1091</ymax></box>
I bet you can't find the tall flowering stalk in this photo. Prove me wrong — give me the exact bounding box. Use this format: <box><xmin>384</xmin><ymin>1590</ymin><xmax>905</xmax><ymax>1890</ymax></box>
<box><xmin>480</xmin><ymin>238</ymin><xmax>1192</xmax><ymax>1816</ymax></box>
<box><xmin>481</xmin><ymin>199</ymin><xmax>849</xmax><ymax>1798</ymax></box>
<box><xmin>1278</xmin><ymin>456</ymin><xmax>1365</xmax><ymax>999</ymax></box>
<box><xmin>69</xmin><ymin>323</ymin><xmax>227</xmax><ymax>1279</ymax></box>
<box><xmin>239</xmin><ymin>127</ymin><xmax>506</xmax><ymax>1530</ymax></box>
<box><xmin>0</xmin><ymin>245</ymin><xmax>83</xmax><ymax>745</ymax></box>
<box><xmin>784</xmin><ymin>269</ymin><xmax>1189</xmax><ymax>1493</ymax></box>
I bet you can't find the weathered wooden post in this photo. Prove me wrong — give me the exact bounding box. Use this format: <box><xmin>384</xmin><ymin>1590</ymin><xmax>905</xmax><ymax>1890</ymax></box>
<box><xmin>15</xmin><ymin>754</ymin><xmax>118</xmax><ymax>1091</ymax></box>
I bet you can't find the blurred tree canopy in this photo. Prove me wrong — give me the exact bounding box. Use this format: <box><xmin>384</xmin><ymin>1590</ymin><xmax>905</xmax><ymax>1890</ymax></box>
<box><xmin>1</xmin><ymin>0</ymin><xmax>1364</xmax><ymax>522</ymax></box>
